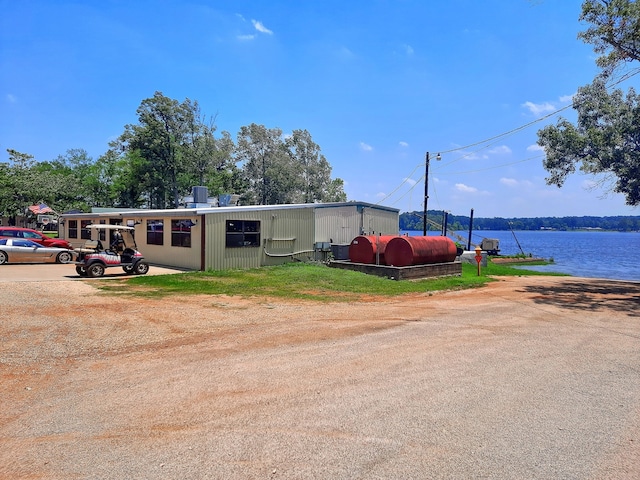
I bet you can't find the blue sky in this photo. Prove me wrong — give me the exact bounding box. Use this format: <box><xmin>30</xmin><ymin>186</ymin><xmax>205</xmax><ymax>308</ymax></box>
<box><xmin>1</xmin><ymin>0</ymin><xmax>639</xmax><ymax>217</ymax></box>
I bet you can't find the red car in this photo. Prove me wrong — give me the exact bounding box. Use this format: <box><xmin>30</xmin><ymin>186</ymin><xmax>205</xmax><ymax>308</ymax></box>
<box><xmin>0</xmin><ymin>227</ymin><xmax>73</xmax><ymax>249</ymax></box>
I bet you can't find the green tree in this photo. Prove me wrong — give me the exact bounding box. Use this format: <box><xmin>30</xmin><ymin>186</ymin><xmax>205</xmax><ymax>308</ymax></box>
<box><xmin>0</xmin><ymin>149</ymin><xmax>67</xmax><ymax>218</ymax></box>
<box><xmin>285</xmin><ymin>129</ymin><xmax>346</xmax><ymax>203</ymax></box>
<box><xmin>43</xmin><ymin>148</ymin><xmax>99</xmax><ymax>210</ymax></box>
<box><xmin>537</xmin><ymin>0</ymin><xmax>640</xmax><ymax>206</ymax></box>
<box><xmin>0</xmin><ymin>150</ymin><xmax>34</xmax><ymax>219</ymax></box>
<box><xmin>116</xmin><ymin>92</ymin><xmax>243</xmax><ymax>208</ymax></box>
<box><xmin>236</xmin><ymin>125</ymin><xmax>347</xmax><ymax>205</ymax></box>
<box><xmin>538</xmin><ymin>80</ymin><xmax>640</xmax><ymax>205</ymax></box>
<box><xmin>118</xmin><ymin>92</ymin><xmax>194</xmax><ymax>209</ymax></box>
<box><xmin>236</xmin><ymin>123</ymin><xmax>291</xmax><ymax>205</ymax></box>
<box><xmin>182</xmin><ymin>109</ymin><xmax>240</xmax><ymax>196</ymax></box>
<box><xmin>579</xmin><ymin>0</ymin><xmax>640</xmax><ymax>73</ymax></box>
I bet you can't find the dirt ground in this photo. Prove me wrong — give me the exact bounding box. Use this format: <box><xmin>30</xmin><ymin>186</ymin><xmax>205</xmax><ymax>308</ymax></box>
<box><xmin>1</xmin><ymin>274</ymin><xmax>639</xmax><ymax>479</ymax></box>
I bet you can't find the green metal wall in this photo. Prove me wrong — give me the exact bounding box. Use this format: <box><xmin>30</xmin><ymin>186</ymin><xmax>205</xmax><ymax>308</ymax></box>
<box><xmin>204</xmin><ymin>207</ymin><xmax>316</xmax><ymax>270</ymax></box>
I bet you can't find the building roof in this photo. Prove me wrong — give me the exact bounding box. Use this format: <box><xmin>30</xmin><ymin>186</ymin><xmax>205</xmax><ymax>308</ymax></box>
<box><xmin>61</xmin><ymin>201</ymin><xmax>399</xmax><ymax>219</ymax></box>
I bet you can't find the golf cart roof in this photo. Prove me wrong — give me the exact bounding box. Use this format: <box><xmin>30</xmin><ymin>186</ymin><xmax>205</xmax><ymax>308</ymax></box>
<box><xmin>88</xmin><ymin>224</ymin><xmax>135</xmax><ymax>231</ymax></box>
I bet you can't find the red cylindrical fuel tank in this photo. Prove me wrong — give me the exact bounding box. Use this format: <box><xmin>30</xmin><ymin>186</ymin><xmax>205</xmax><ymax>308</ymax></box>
<box><xmin>384</xmin><ymin>236</ymin><xmax>458</xmax><ymax>267</ymax></box>
<box><xmin>348</xmin><ymin>235</ymin><xmax>396</xmax><ymax>264</ymax></box>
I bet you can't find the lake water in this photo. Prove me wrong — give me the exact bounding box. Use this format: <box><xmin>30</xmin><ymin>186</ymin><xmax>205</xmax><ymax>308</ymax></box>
<box><xmin>402</xmin><ymin>230</ymin><xmax>640</xmax><ymax>282</ymax></box>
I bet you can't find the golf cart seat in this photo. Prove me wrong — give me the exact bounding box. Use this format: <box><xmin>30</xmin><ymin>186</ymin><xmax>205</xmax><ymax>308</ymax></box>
<box><xmin>75</xmin><ymin>239</ymin><xmax>104</xmax><ymax>253</ymax></box>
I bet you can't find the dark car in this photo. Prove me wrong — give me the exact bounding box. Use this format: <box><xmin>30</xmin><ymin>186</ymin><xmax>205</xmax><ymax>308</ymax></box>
<box><xmin>0</xmin><ymin>227</ymin><xmax>73</xmax><ymax>249</ymax></box>
<box><xmin>0</xmin><ymin>238</ymin><xmax>76</xmax><ymax>264</ymax></box>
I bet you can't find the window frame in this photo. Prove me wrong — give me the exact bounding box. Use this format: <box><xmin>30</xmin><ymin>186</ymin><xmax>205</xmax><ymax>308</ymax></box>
<box><xmin>225</xmin><ymin>220</ymin><xmax>261</xmax><ymax>248</ymax></box>
<box><xmin>147</xmin><ymin>219</ymin><xmax>164</xmax><ymax>245</ymax></box>
<box><xmin>68</xmin><ymin>220</ymin><xmax>78</xmax><ymax>239</ymax></box>
<box><xmin>171</xmin><ymin>219</ymin><xmax>192</xmax><ymax>248</ymax></box>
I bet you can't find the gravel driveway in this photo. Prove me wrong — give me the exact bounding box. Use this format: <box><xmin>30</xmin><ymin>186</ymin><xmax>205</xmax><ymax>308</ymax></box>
<box><xmin>1</xmin><ymin>274</ymin><xmax>639</xmax><ymax>479</ymax></box>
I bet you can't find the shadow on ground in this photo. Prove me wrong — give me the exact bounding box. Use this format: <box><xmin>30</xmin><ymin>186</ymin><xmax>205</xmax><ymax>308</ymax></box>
<box><xmin>520</xmin><ymin>279</ymin><xmax>640</xmax><ymax>317</ymax></box>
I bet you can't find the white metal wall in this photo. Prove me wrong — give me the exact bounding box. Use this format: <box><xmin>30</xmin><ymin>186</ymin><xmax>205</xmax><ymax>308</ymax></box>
<box><xmin>314</xmin><ymin>205</ymin><xmax>399</xmax><ymax>244</ymax></box>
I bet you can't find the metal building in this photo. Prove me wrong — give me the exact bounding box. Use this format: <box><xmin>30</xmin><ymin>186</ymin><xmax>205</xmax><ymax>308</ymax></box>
<box><xmin>58</xmin><ymin>202</ymin><xmax>399</xmax><ymax>271</ymax></box>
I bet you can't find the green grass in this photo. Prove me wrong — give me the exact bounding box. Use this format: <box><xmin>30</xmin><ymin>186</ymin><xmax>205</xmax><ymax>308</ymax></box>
<box><xmin>96</xmin><ymin>259</ymin><xmax>566</xmax><ymax>301</ymax></box>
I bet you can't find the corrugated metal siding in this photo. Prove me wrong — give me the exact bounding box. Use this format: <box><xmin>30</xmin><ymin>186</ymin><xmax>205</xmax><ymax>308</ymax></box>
<box><xmin>58</xmin><ymin>203</ymin><xmax>398</xmax><ymax>271</ymax></box>
<box><xmin>204</xmin><ymin>207</ymin><xmax>315</xmax><ymax>270</ymax></box>
<box><xmin>314</xmin><ymin>206</ymin><xmax>361</xmax><ymax>244</ymax></box>
<box><xmin>362</xmin><ymin>207</ymin><xmax>399</xmax><ymax>236</ymax></box>
<box><xmin>314</xmin><ymin>205</ymin><xmax>399</xmax><ymax>244</ymax></box>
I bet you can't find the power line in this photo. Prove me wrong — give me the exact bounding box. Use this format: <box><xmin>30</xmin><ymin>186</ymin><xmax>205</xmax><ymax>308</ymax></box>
<box><xmin>435</xmin><ymin>154</ymin><xmax>544</xmax><ymax>175</ymax></box>
<box><xmin>376</xmin><ymin>67</ymin><xmax>640</xmax><ymax>208</ymax></box>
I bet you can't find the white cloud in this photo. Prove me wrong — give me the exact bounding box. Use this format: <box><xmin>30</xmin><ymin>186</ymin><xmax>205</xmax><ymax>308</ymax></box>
<box><xmin>375</xmin><ymin>192</ymin><xmax>386</xmax><ymax>199</ymax></box>
<box><xmin>237</xmin><ymin>34</ymin><xmax>256</xmax><ymax>41</ymax></box>
<box><xmin>6</xmin><ymin>94</ymin><xmax>17</xmax><ymax>103</ymax></box>
<box><xmin>500</xmin><ymin>177</ymin><xmax>519</xmax><ymax>187</ymax></box>
<box><xmin>488</xmin><ymin>145</ymin><xmax>512</xmax><ymax>155</ymax></box>
<box><xmin>399</xmin><ymin>141</ymin><xmax>409</xmax><ymax>147</ymax></box>
<box><xmin>404</xmin><ymin>178</ymin><xmax>417</xmax><ymax>187</ymax></box>
<box><xmin>455</xmin><ymin>183</ymin><xmax>478</xmax><ymax>193</ymax></box>
<box><xmin>522</xmin><ymin>101</ymin><xmax>556</xmax><ymax>116</ymax></box>
<box><xmin>461</xmin><ymin>151</ymin><xmax>489</xmax><ymax>161</ymax></box>
<box><xmin>527</xmin><ymin>144</ymin><xmax>544</xmax><ymax>152</ymax></box>
<box><xmin>359</xmin><ymin>142</ymin><xmax>373</xmax><ymax>152</ymax></box>
<box><xmin>500</xmin><ymin>177</ymin><xmax>535</xmax><ymax>189</ymax></box>
<box><xmin>337</xmin><ymin>46</ymin><xmax>355</xmax><ymax>60</ymax></box>
<box><xmin>252</xmin><ymin>19</ymin><xmax>273</xmax><ymax>34</ymax></box>
<box><xmin>559</xmin><ymin>93</ymin><xmax>575</xmax><ymax>103</ymax></box>
<box><xmin>403</xmin><ymin>44</ymin><xmax>414</xmax><ymax>56</ymax></box>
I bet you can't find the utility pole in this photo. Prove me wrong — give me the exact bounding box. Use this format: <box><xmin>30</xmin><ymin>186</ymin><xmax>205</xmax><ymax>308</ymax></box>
<box><xmin>422</xmin><ymin>152</ymin><xmax>441</xmax><ymax>236</ymax></box>
<box><xmin>423</xmin><ymin>152</ymin><xmax>430</xmax><ymax>236</ymax></box>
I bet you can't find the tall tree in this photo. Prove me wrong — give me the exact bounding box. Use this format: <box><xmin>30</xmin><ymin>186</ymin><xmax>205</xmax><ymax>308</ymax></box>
<box><xmin>117</xmin><ymin>92</ymin><xmax>243</xmax><ymax>208</ymax></box>
<box><xmin>0</xmin><ymin>150</ymin><xmax>36</xmax><ymax>219</ymax></box>
<box><xmin>285</xmin><ymin>129</ymin><xmax>345</xmax><ymax>203</ymax></box>
<box><xmin>236</xmin><ymin>125</ymin><xmax>347</xmax><ymax>205</ymax></box>
<box><xmin>538</xmin><ymin>80</ymin><xmax>640</xmax><ymax>205</ymax></box>
<box><xmin>182</xmin><ymin>108</ymin><xmax>240</xmax><ymax>196</ymax></box>
<box><xmin>0</xmin><ymin>149</ymin><xmax>70</xmax><ymax>217</ymax></box>
<box><xmin>119</xmin><ymin>92</ymin><xmax>193</xmax><ymax>209</ymax></box>
<box><xmin>236</xmin><ymin>124</ymin><xmax>292</xmax><ymax>205</ymax></box>
<box><xmin>537</xmin><ymin>0</ymin><xmax>640</xmax><ymax>206</ymax></box>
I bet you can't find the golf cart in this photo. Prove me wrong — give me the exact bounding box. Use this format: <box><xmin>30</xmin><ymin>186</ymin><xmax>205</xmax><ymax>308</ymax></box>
<box><xmin>74</xmin><ymin>224</ymin><xmax>150</xmax><ymax>278</ymax></box>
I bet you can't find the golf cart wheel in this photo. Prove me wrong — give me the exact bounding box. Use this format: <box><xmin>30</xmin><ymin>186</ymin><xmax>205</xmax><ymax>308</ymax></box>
<box><xmin>86</xmin><ymin>263</ymin><xmax>106</xmax><ymax>278</ymax></box>
<box><xmin>56</xmin><ymin>250</ymin><xmax>73</xmax><ymax>264</ymax></box>
<box><xmin>0</xmin><ymin>251</ymin><xmax>8</xmax><ymax>265</ymax></box>
<box><xmin>134</xmin><ymin>261</ymin><xmax>149</xmax><ymax>275</ymax></box>
<box><xmin>122</xmin><ymin>265</ymin><xmax>135</xmax><ymax>274</ymax></box>
<box><xmin>76</xmin><ymin>265</ymin><xmax>88</xmax><ymax>276</ymax></box>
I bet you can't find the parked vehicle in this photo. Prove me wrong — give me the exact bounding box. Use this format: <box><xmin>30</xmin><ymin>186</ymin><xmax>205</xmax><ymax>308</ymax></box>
<box><xmin>0</xmin><ymin>238</ymin><xmax>75</xmax><ymax>264</ymax></box>
<box><xmin>74</xmin><ymin>225</ymin><xmax>149</xmax><ymax>278</ymax></box>
<box><xmin>0</xmin><ymin>226</ymin><xmax>73</xmax><ymax>249</ymax></box>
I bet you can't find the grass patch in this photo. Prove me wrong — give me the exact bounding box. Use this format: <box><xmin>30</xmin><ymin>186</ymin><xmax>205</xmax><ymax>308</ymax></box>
<box><xmin>96</xmin><ymin>259</ymin><xmax>567</xmax><ymax>301</ymax></box>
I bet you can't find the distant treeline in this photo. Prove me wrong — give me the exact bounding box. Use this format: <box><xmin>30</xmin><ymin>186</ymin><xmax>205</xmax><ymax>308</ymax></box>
<box><xmin>399</xmin><ymin>211</ymin><xmax>640</xmax><ymax>232</ymax></box>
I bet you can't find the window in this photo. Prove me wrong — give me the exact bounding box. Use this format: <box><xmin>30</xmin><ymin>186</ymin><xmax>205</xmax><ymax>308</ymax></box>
<box><xmin>68</xmin><ymin>220</ymin><xmax>78</xmax><ymax>239</ymax></box>
<box><xmin>226</xmin><ymin>220</ymin><xmax>260</xmax><ymax>248</ymax></box>
<box><xmin>171</xmin><ymin>219</ymin><xmax>193</xmax><ymax>247</ymax></box>
<box><xmin>22</xmin><ymin>231</ymin><xmax>43</xmax><ymax>241</ymax></box>
<box><xmin>147</xmin><ymin>220</ymin><xmax>164</xmax><ymax>245</ymax></box>
<box><xmin>80</xmin><ymin>220</ymin><xmax>93</xmax><ymax>240</ymax></box>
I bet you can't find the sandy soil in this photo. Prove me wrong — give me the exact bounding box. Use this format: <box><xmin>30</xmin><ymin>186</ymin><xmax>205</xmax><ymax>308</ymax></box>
<box><xmin>1</xmin><ymin>275</ymin><xmax>639</xmax><ymax>479</ymax></box>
